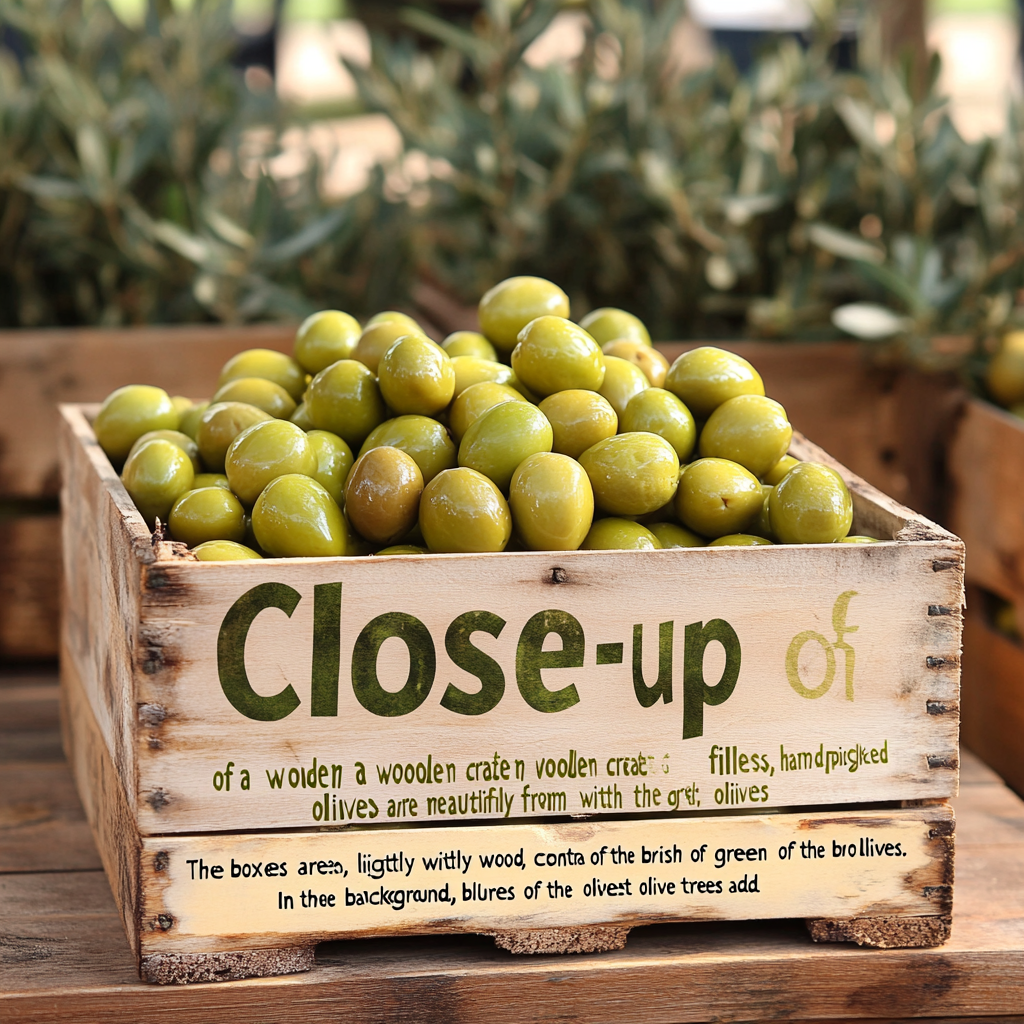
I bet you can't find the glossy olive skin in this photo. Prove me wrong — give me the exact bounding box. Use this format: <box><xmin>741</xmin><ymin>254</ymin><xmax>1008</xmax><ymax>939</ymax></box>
<box><xmin>665</xmin><ymin>347</ymin><xmax>765</xmax><ymax>419</ymax></box>
<box><xmin>602</xmin><ymin>339</ymin><xmax>668</xmax><ymax>387</ymax></box>
<box><xmin>169</xmin><ymin>487</ymin><xmax>246</xmax><ymax>547</ymax></box>
<box><xmin>509</xmin><ymin>452</ymin><xmax>594</xmax><ymax>551</ymax></box>
<box><xmin>699</xmin><ymin>394</ymin><xmax>793</xmax><ymax>478</ymax></box>
<box><xmin>196</xmin><ymin>402</ymin><xmax>273</xmax><ymax>473</ymax></box>
<box><xmin>649</xmin><ymin>522</ymin><xmax>705</xmax><ymax>548</ymax></box>
<box><xmin>511</xmin><ymin>316</ymin><xmax>605</xmax><ymax>397</ymax></box>
<box><xmin>359</xmin><ymin>415</ymin><xmax>457</xmax><ymax>484</ymax></box>
<box><xmin>579</xmin><ymin>307</ymin><xmax>652</xmax><ymax>348</ymax></box>
<box><xmin>750</xmin><ymin>488</ymin><xmax>774</xmax><ymax>540</ymax></box>
<box><xmin>598</xmin><ymin>355</ymin><xmax>649</xmax><ymax>419</ymax></box>
<box><xmin>294</xmin><ymin>310</ymin><xmax>362</xmax><ymax>373</ymax></box>
<box><xmin>212</xmin><ymin>377</ymin><xmax>297</xmax><ymax>419</ymax></box>
<box><xmin>763</xmin><ymin>454</ymin><xmax>799</xmax><ymax>486</ymax></box>
<box><xmin>194</xmin><ymin>472</ymin><xmax>231</xmax><ymax>490</ymax></box>
<box><xmin>378</xmin><ymin>335</ymin><xmax>456</xmax><ymax>416</ymax></box>
<box><xmin>538</xmin><ymin>390</ymin><xmax>617</xmax><ymax>460</ymax></box>
<box><xmin>344</xmin><ymin>446</ymin><xmax>424</xmax><ymax>545</ymax></box>
<box><xmin>458</xmin><ymin>401</ymin><xmax>553</xmax><ymax>492</ymax></box>
<box><xmin>95</xmin><ymin>385</ymin><xmax>179</xmax><ymax>462</ymax></box>
<box><xmin>769</xmin><ymin>462</ymin><xmax>853</xmax><ymax>544</ymax></box>
<box><xmin>375</xmin><ymin>544</ymin><xmax>429</xmax><ymax>555</ymax></box>
<box><xmin>128</xmin><ymin>430</ymin><xmax>202</xmax><ymax>473</ymax></box>
<box><xmin>225</xmin><ymin>419</ymin><xmax>317</xmax><ymax>505</ymax></box>
<box><xmin>841</xmin><ymin>535</ymin><xmax>881</xmax><ymax>544</ymax></box>
<box><xmin>252</xmin><ymin>474</ymin><xmax>349</xmax><ymax>557</ymax></box>
<box><xmin>442</xmin><ymin>331</ymin><xmax>497</xmax><ymax>361</ymax></box>
<box><xmin>987</xmin><ymin>331</ymin><xmax>1024</xmax><ymax>406</ymax></box>
<box><xmin>192</xmin><ymin>540</ymin><xmax>263</xmax><ymax>561</ymax></box>
<box><xmin>177</xmin><ymin>401</ymin><xmax>209</xmax><ymax>441</ymax></box>
<box><xmin>620</xmin><ymin>388</ymin><xmax>696</xmax><ymax>461</ymax></box>
<box><xmin>675</xmin><ymin>458</ymin><xmax>763</xmax><ymax>538</ymax></box>
<box><xmin>218</xmin><ymin>349</ymin><xmax>306</xmax><ymax>403</ymax></box>
<box><xmin>581</xmin><ymin>518</ymin><xmax>661</xmax><ymax>550</ymax></box>
<box><xmin>353</xmin><ymin>320</ymin><xmax>423</xmax><ymax>374</ymax></box>
<box><xmin>708</xmin><ymin>533</ymin><xmax>774</xmax><ymax>546</ymax></box>
<box><xmin>307</xmin><ymin>430</ymin><xmax>353</xmax><ymax>505</ymax></box>
<box><xmin>478</xmin><ymin>276</ymin><xmax>570</xmax><ymax>354</ymax></box>
<box><xmin>121</xmin><ymin>439</ymin><xmax>195</xmax><ymax>526</ymax></box>
<box><xmin>450</xmin><ymin>382</ymin><xmax>524</xmax><ymax>443</ymax></box>
<box><xmin>365</xmin><ymin>311</ymin><xmax>423</xmax><ymax>333</ymax></box>
<box><xmin>305</xmin><ymin>359</ymin><xmax>387</xmax><ymax>447</ymax></box>
<box><xmin>579</xmin><ymin>432</ymin><xmax>680</xmax><ymax>516</ymax></box>
<box><xmin>450</xmin><ymin>356</ymin><xmax>516</xmax><ymax>397</ymax></box>
<box><xmin>419</xmin><ymin>467</ymin><xmax>512</xmax><ymax>553</ymax></box>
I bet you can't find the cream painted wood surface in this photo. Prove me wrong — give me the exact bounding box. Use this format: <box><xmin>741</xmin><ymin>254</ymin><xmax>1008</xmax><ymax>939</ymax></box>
<box><xmin>140</xmin><ymin>807</ymin><xmax>952</xmax><ymax>954</ymax></box>
<box><xmin>60</xmin><ymin>406</ymin><xmax>964</xmax><ymax>838</ymax></box>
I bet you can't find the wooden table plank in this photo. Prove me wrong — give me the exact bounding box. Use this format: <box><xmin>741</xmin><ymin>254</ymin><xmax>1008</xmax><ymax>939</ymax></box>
<box><xmin>2</xmin><ymin>681</ymin><xmax>1024</xmax><ymax>1024</ymax></box>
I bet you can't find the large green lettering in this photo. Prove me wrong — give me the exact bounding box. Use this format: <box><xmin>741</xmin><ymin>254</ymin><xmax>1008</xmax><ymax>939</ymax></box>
<box><xmin>683</xmin><ymin>619</ymin><xmax>740</xmax><ymax>739</ymax></box>
<box><xmin>441</xmin><ymin>611</ymin><xmax>506</xmax><ymax>716</ymax></box>
<box><xmin>218</xmin><ymin>583</ymin><xmax>302</xmax><ymax>721</ymax></box>
<box><xmin>516</xmin><ymin>610</ymin><xmax>583</xmax><ymax>713</ymax></box>
<box><xmin>311</xmin><ymin>582</ymin><xmax>342</xmax><ymax>717</ymax></box>
<box><xmin>352</xmin><ymin>612</ymin><xmax>436</xmax><ymax>717</ymax></box>
<box><xmin>632</xmin><ymin>621</ymin><xmax>674</xmax><ymax>707</ymax></box>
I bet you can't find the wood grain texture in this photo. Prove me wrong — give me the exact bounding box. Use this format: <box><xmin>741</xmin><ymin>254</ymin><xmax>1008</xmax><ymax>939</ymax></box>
<box><xmin>0</xmin><ymin>512</ymin><xmax>61</xmax><ymax>660</ymax></box>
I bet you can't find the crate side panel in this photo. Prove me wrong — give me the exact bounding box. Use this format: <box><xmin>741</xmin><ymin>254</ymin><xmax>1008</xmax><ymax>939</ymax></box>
<box><xmin>134</xmin><ymin>539</ymin><xmax>962</xmax><ymax>834</ymax></box>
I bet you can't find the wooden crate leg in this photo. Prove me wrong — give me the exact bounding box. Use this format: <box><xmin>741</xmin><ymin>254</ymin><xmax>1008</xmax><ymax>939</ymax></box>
<box><xmin>806</xmin><ymin>915</ymin><xmax>952</xmax><ymax>949</ymax></box>
<box><xmin>140</xmin><ymin>946</ymin><xmax>315</xmax><ymax>985</ymax></box>
<box><xmin>489</xmin><ymin>926</ymin><xmax>631</xmax><ymax>955</ymax></box>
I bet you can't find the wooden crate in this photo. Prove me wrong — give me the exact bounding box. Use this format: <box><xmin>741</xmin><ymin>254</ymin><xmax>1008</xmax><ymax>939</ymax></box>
<box><xmin>59</xmin><ymin>401</ymin><xmax>963</xmax><ymax>983</ymax></box>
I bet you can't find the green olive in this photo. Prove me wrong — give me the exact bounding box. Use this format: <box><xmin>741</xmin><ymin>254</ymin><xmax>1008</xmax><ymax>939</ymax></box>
<box><xmin>602</xmin><ymin>339</ymin><xmax>668</xmax><ymax>387</ymax></box>
<box><xmin>212</xmin><ymin>377</ymin><xmax>297</xmax><ymax>419</ymax></box>
<box><xmin>675</xmin><ymin>458</ymin><xmax>763</xmax><ymax>537</ymax></box>
<box><xmin>478</xmin><ymin>276</ymin><xmax>570</xmax><ymax>354</ymax></box>
<box><xmin>192</xmin><ymin>540</ymin><xmax>263</xmax><ymax>561</ymax></box>
<box><xmin>987</xmin><ymin>331</ymin><xmax>1024</xmax><ymax>406</ymax></box>
<box><xmin>708</xmin><ymin>534</ymin><xmax>774</xmax><ymax>546</ymax></box>
<box><xmin>378</xmin><ymin>335</ymin><xmax>456</xmax><ymax>416</ymax></box>
<box><xmin>252</xmin><ymin>474</ymin><xmax>349</xmax><ymax>557</ymax></box>
<box><xmin>769</xmin><ymin>462</ymin><xmax>853</xmax><ymax>544</ymax></box>
<box><xmin>841</xmin><ymin>535</ymin><xmax>881</xmax><ymax>544</ymax></box>
<box><xmin>307</xmin><ymin>430</ymin><xmax>353</xmax><ymax>505</ymax></box>
<box><xmin>177</xmin><ymin>401</ymin><xmax>209</xmax><ymax>441</ymax></box>
<box><xmin>359</xmin><ymin>415</ymin><xmax>457</xmax><ymax>483</ymax></box>
<box><xmin>218</xmin><ymin>349</ymin><xmax>306</xmax><ymax>402</ymax></box>
<box><xmin>194</xmin><ymin>472</ymin><xmax>231</xmax><ymax>490</ymax></box>
<box><xmin>169</xmin><ymin>487</ymin><xmax>246</xmax><ymax>547</ymax></box>
<box><xmin>290</xmin><ymin>401</ymin><xmax>314</xmax><ymax>431</ymax></box>
<box><xmin>665</xmin><ymin>346</ymin><xmax>765</xmax><ymax>419</ymax></box>
<box><xmin>95</xmin><ymin>385</ymin><xmax>179</xmax><ymax>461</ymax></box>
<box><xmin>196</xmin><ymin>402</ymin><xmax>273</xmax><ymax>473</ymax></box>
<box><xmin>294</xmin><ymin>310</ymin><xmax>362</xmax><ymax>373</ymax></box>
<box><xmin>353</xmin><ymin>320</ymin><xmax>424</xmax><ymax>374</ymax></box>
<box><xmin>579</xmin><ymin>307</ymin><xmax>651</xmax><ymax>347</ymax></box>
<box><xmin>578</xmin><ymin>432</ymin><xmax>679</xmax><ymax>516</ymax></box>
<box><xmin>442</xmin><ymin>331</ymin><xmax>498</xmax><ymax>361</ymax></box>
<box><xmin>121</xmin><ymin>439</ymin><xmax>195</xmax><ymax>526</ymax></box>
<box><xmin>375</xmin><ymin>544</ymin><xmax>429</xmax><ymax>555</ymax></box>
<box><xmin>225</xmin><ymin>419</ymin><xmax>317</xmax><ymax>506</ymax></box>
<box><xmin>538</xmin><ymin>390</ymin><xmax>617</xmax><ymax>459</ymax></box>
<box><xmin>344</xmin><ymin>446</ymin><xmax>424</xmax><ymax>545</ymax></box>
<box><xmin>598</xmin><ymin>355</ymin><xmax>649</xmax><ymax>419</ymax></box>
<box><xmin>581</xmin><ymin>518</ymin><xmax>661</xmax><ymax>550</ymax></box>
<box><xmin>450</xmin><ymin>382</ymin><xmax>525</xmax><ymax>443</ymax></box>
<box><xmin>763</xmin><ymin>454</ymin><xmax>799</xmax><ymax>486</ymax></box>
<box><xmin>305</xmin><ymin>359</ymin><xmax>387</xmax><ymax>447</ymax></box>
<box><xmin>509</xmin><ymin>452</ymin><xmax>594</xmax><ymax>551</ymax></box>
<box><xmin>419</xmin><ymin>467</ymin><xmax>512</xmax><ymax>552</ymax></box>
<box><xmin>128</xmin><ymin>430</ymin><xmax>202</xmax><ymax>473</ymax></box>
<box><xmin>511</xmin><ymin>316</ymin><xmax>605</xmax><ymax>397</ymax></box>
<box><xmin>649</xmin><ymin>522</ymin><xmax>705</xmax><ymax>548</ymax></box>
<box><xmin>751</xmin><ymin>488</ymin><xmax>774</xmax><ymax>540</ymax></box>
<box><xmin>365</xmin><ymin>310</ymin><xmax>423</xmax><ymax>333</ymax></box>
<box><xmin>458</xmin><ymin>401</ymin><xmax>553</xmax><ymax>492</ymax></box>
<box><xmin>171</xmin><ymin>395</ymin><xmax>194</xmax><ymax>421</ymax></box>
<box><xmin>620</xmin><ymin>388</ymin><xmax>696</xmax><ymax>461</ymax></box>
<box><xmin>450</xmin><ymin>356</ymin><xmax>516</xmax><ymax>397</ymax></box>
<box><xmin>699</xmin><ymin>394</ymin><xmax>793</xmax><ymax>478</ymax></box>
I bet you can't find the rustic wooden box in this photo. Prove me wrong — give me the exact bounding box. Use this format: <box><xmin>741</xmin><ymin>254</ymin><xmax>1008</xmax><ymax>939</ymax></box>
<box><xmin>59</xmin><ymin>403</ymin><xmax>963</xmax><ymax>984</ymax></box>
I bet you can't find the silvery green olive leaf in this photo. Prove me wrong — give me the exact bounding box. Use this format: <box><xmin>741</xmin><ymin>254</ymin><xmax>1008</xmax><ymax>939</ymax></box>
<box><xmin>831</xmin><ymin>302</ymin><xmax>911</xmax><ymax>340</ymax></box>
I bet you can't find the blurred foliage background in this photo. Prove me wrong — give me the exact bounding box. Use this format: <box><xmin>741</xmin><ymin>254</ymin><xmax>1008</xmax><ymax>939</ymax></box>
<box><xmin>3</xmin><ymin>0</ymin><xmax>1024</xmax><ymax>363</ymax></box>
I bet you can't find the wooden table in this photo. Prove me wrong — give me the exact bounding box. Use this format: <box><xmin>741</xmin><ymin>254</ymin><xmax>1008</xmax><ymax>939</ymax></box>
<box><xmin>2</xmin><ymin>672</ymin><xmax>1023</xmax><ymax>1024</ymax></box>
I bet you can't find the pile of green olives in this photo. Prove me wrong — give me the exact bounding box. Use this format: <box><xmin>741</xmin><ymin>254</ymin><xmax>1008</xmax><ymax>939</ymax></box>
<box><xmin>95</xmin><ymin>277</ymin><xmax>874</xmax><ymax>560</ymax></box>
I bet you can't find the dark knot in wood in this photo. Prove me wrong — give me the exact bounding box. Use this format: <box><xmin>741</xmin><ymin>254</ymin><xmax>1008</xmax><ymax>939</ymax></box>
<box><xmin>549</xmin><ymin>567</ymin><xmax>568</xmax><ymax>584</ymax></box>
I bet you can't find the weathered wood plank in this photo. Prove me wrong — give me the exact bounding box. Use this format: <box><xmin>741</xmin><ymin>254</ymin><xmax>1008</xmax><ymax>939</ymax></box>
<box><xmin>0</xmin><ymin>512</ymin><xmax>61</xmax><ymax>661</ymax></box>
